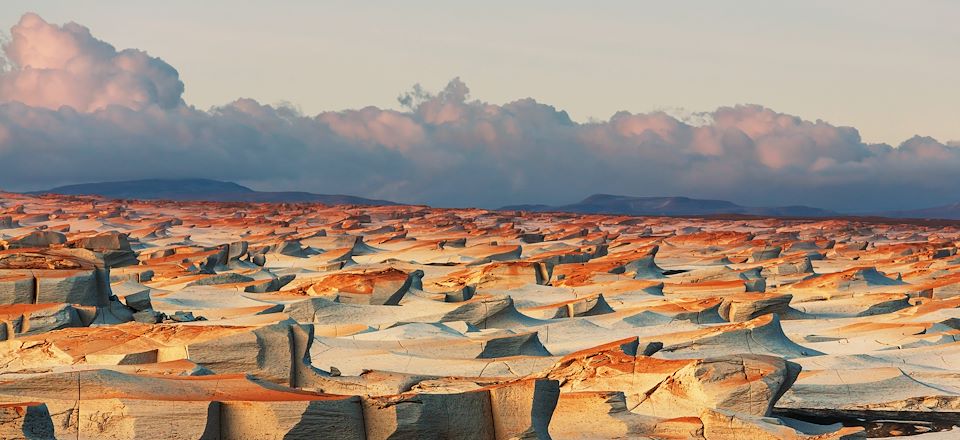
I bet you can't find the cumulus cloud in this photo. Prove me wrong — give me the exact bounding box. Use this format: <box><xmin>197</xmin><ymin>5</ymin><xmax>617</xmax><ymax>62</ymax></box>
<box><xmin>0</xmin><ymin>13</ymin><xmax>183</xmax><ymax>111</ymax></box>
<box><xmin>0</xmin><ymin>13</ymin><xmax>959</xmax><ymax>212</ymax></box>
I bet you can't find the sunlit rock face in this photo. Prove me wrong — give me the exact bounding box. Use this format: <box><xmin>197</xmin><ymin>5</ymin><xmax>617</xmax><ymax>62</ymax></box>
<box><xmin>2</xmin><ymin>191</ymin><xmax>960</xmax><ymax>438</ymax></box>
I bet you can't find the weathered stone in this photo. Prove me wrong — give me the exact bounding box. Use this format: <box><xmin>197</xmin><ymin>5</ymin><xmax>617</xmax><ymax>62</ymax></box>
<box><xmin>123</xmin><ymin>290</ymin><xmax>152</xmax><ymax>311</ymax></box>
<box><xmin>363</xmin><ymin>391</ymin><xmax>496</xmax><ymax>440</ymax></box>
<box><xmin>0</xmin><ymin>402</ymin><xmax>55</xmax><ymax>439</ymax></box>
<box><xmin>0</xmin><ymin>273</ymin><xmax>35</xmax><ymax>304</ymax></box>
<box><xmin>74</xmin><ymin>231</ymin><xmax>132</xmax><ymax>251</ymax></box>
<box><xmin>170</xmin><ymin>310</ymin><xmax>196</xmax><ymax>322</ymax></box>
<box><xmin>219</xmin><ymin>398</ymin><xmax>364</xmax><ymax>440</ymax></box>
<box><xmin>4</xmin><ymin>231</ymin><xmax>67</xmax><ymax>249</ymax></box>
<box><xmin>133</xmin><ymin>309</ymin><xmax>164</xmax><ymax>324</ymax></box>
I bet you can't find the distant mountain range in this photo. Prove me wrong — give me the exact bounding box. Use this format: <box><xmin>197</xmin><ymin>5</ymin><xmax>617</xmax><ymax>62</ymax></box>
<box><xmin>501</xmin><ymin>194</ymin><xmax>838</xmax><ymax>217</ymax></box>
<box><xmin>877</xmin><ymin>203</ymin><xmax>960</xmax><ymax>220</ymax></box>
<box><xmin>28</xmin><ymin>179</ymin><xmax>960</xmax><ymax>220</ymax></box>
<box><xmin>32</xmin><ymin>178</ymin><xmax>396</xmax><ymax>206</ymax></box>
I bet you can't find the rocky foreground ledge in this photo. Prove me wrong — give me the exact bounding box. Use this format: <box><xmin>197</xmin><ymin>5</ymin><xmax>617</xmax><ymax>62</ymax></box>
<box><xmin>0</xmin><ymin>192</ymin><xmax>958</xmax><ymax>439</ymax></box>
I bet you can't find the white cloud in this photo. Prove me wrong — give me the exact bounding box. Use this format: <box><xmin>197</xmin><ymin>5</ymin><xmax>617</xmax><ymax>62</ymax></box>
<box><xmin>1</xmin><ymin>13</ymin><xmax>959</xmax><ymax>211</ymax></box>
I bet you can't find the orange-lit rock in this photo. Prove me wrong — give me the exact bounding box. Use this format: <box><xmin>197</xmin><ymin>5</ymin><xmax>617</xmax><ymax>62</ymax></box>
<box><xmin>0</xmin><ymin>192</ymin><xmax>957</xmax><ymax>437</ymax></box>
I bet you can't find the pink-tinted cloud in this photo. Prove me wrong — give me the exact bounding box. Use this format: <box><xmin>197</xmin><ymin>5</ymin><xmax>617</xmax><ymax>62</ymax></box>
<box><xmin>1</xmin><ymin>13</ymin><xmax>959</xmax><ymax>211</ymax></box>
<box><xmin>0</xmin><ymin>13</ymin><xmax>183</xmax><ymax>112</ymax></box>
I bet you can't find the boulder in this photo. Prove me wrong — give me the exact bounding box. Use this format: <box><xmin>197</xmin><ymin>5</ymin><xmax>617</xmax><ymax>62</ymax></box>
<box><xmin>124</xmin><ymin>290</ymin><xmax>152</xmax><ymax>311</ymax></box>
<box><xmin>133</xmin><ymin>309</ymin><xmax>165</xmax><ymax>324</ymax></box>
<box><xmin>538</xmin><ymin>339</ymin><xmax>801</xmax><ymax>418</ymax></box>
<box><xmin>306</xmin><ymin>268</ymin><xmax>414</xmax><ymax>305</ymax></box>
<box><xmin>74</xmin><ymin>231</ymin><xmax>132</xmax><ymax>251</ymax></box>
<box><xmin>718</xmin><ymin>293</ymin><xmax>796</xmax><ymax>322</ymax></box>
<box><xmin>4</xmin><ymin>231</ymin><xmax>67</xmax><ymax>249</ymax></box>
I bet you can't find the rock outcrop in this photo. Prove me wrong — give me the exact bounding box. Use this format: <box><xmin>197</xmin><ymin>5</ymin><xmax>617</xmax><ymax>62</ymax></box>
<box><xmin>0</xmin><ymin>192</ymin><xmax>957</xmax><ymax>438</ymax></box>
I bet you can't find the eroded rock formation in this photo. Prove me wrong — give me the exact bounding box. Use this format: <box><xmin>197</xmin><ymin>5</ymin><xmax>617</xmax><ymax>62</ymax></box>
<box><xmin>0</xmin><ymin>191</ymin><xmax>958</xmax><ymax>438</ymax></box>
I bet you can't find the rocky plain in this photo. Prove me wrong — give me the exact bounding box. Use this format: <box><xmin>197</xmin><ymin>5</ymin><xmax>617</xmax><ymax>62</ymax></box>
<box><xmin>0</xmin><ymin>191</ymin><xmax>958</xmax><ymax>439</ymax></box>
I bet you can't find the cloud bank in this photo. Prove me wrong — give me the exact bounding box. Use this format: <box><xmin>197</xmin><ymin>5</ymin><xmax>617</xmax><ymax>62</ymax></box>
<box><xmin>1</xmin><ymin>13</ymin><xmax>958</xmax><ymax>211</ymax></box>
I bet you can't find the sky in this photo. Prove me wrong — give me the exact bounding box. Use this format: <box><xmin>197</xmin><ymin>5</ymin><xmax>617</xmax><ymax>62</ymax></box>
<box><xmin>2</xmin><ymin>0</ymin><xmax>957</xmax><ymax>145</ymax></box>
<box><xmin>0</xmin><ymin>2</ymin><xmax>959</xmax><ymax>211</ymax></box>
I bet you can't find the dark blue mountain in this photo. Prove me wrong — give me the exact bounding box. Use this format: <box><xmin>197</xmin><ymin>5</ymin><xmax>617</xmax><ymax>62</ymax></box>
<box><xmin>502</xmin><ymin>194</ymin><xmax>836</xmax><ymax>217</ymax></box>
<box><xmin>34</xmin><ymin>178</ymin><xmax>396</xmax><ymax>206</ymax></box>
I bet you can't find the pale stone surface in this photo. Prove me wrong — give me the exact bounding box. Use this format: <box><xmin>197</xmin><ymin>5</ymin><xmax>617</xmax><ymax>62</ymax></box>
<box><xmin>2</xmin><ymin>192</ymin><xmax>960</xmax><ymax>438</ymax></box>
